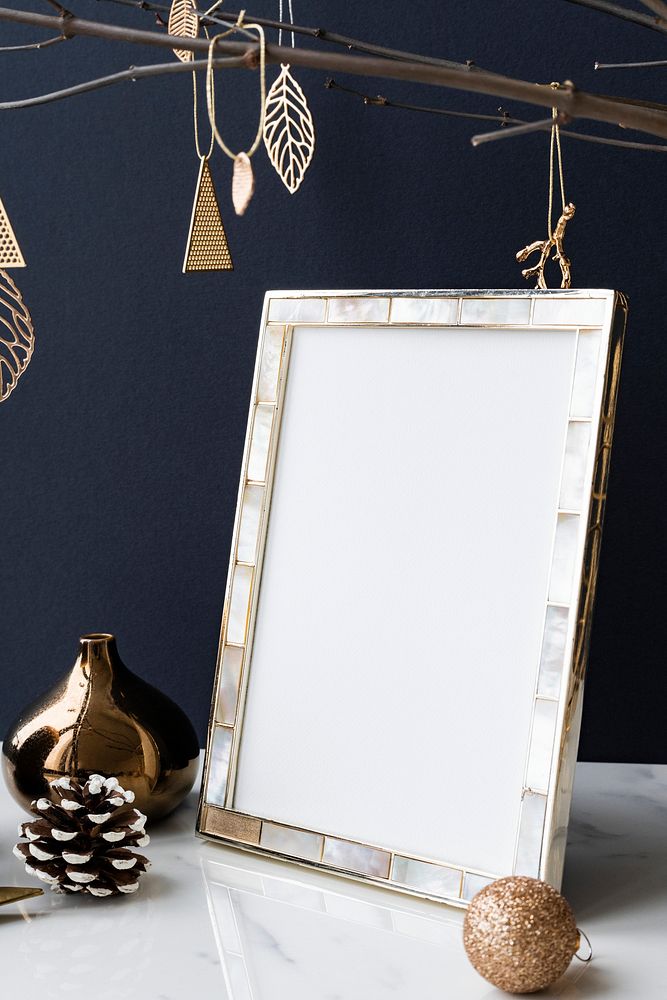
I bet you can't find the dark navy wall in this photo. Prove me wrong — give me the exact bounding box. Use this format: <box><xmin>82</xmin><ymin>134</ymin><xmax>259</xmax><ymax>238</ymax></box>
<box><xmin>1</xmin><ymin>1</ymin><xmax>665</xmax><ymax>760</ymax></box>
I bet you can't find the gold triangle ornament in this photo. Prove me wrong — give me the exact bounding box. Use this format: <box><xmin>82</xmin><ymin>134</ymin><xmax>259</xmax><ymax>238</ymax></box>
<box><xmin>183</xmin><ymin>157</ymin><xmax>233</xmax><ymax>273</ymax></box>
<box><xmin>0</xmin><ymin>195</ymin><xmax>26</xmax><ymax>268</ymax></box>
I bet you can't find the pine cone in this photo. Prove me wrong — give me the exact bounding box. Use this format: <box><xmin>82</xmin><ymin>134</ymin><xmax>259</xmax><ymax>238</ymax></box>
<box><xmin>13</xmin><ymin>774</ymin><xmax>150</xmax><ymax>897</ymax></box>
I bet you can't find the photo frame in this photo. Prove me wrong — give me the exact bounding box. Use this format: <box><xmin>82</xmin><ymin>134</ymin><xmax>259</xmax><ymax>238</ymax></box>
<box><xmin>197</xmin><ymin>289</ymin><xmax>627</xmax><ymax>907</ymax></box>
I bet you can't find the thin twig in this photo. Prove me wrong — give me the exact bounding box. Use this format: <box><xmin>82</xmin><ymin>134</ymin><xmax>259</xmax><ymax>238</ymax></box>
<box><xmin>337</xmin><ymin>77</ymin><xmax>667</xmax><ymax>116</ymax></box>
<box><xmin>472</xmin><ymin>115</ymin><xmax>667</xmax><ymax>151</ymax></box>
<box><xmin>325</xmin><ymin>78</ymin><xmax>519</xmax><ymax>126</ymax></box>
<box><xmin>1</xmin><ymin>7</ymin><xmax>667</xmax><ymax>140</ymax></box>
<box><xmin>558</xmin><ymin>0</ymin><xmax>667</xmax><ymax>34</ymax></box>
<box><xmin>95</xmin><ymin>0</ymin><xmax>485</xmax><ymax>74</ymax></box>
<box><xmin>0</xmin><ymin>32</ymin><xmax>68</xmax><ymax>51</ymax></box>
<box><xmin>0</xmin><ymin>55</ymin><xmax>245</xmax><ymax>110</ymax></box>
<box><xmin>482</xmin><ymin>125</ymin><xmax>667</xmax><ymax>151</ymax></box>
<box><xmin>469</xmin><ymin>112</ymin><xmax>667</xmax><ymax>153</ymax></box>
<box><xmin>328</xmin><ymin>78</ymin><xmax>667</xmax><ymax>153</ymax></box>
<box><xmin>596</xmin><ymin>57</ymin><xmax>667</xmax><ymax>68</ymax></box>
<box><xmin>472</xmin><ymin>116</ymin><xmax>568</xmax><ymax>145</ymax></box>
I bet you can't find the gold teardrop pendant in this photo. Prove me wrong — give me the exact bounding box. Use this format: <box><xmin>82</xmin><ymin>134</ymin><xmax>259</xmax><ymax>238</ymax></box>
<box><xmin>232</xmin><ymin>152</ymin><xmax>255</xmax><ymax>216</ymax></box>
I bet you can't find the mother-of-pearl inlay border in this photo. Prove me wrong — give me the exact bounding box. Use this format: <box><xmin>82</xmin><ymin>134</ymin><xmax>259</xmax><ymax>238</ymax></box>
<box><xmin>197</xmin><ymin>289</ymin><xmax>627</xmax><ymax>907</ymax></box>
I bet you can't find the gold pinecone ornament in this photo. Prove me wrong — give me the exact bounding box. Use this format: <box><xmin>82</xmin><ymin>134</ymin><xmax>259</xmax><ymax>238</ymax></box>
<box><xmin>13</xmin><ymin>774</ymin><xmax>150</xmax><ymax>897</ymax></box>
<box><xmin>463</xmin><ymin>876</ymin><xmax>580</xmax><ymax>993</ymax></box>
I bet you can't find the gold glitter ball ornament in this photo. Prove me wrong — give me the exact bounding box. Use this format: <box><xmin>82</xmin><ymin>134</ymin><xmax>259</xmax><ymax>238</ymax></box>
<box><xmin>463</xmin><ymin>876</ymin><xmax>580</xmax><ymax>994</ymax></box>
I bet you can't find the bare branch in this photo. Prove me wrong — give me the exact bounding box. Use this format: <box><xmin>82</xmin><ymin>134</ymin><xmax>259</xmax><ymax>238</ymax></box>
<box><xmin>0</xmin><ymin>55</ymin><xmax>245</xmax><ymax>110</ymax></box>
<box><xmin>596</xmin><ymin>57</ymin><xmax>667</xmax><ymax>68</ymax></box>
<box><xmin>0</xmin><ymin>32</ymin><xmax>68</xmax><ymax>51</ymax></box>
<box><xmin>0</xmin><ymin>6</ymin><xmax>667</xmax><ymax>140</ymax></box>
<box><xmin>328</xmin><ymin>79</ymin><xmax>667</xmax><ymax>154</ymax></box>
<box><xmin>471</xmin><ymin>116</ymin><xmax>568</xmax><ymax>145</ymax></box>
<box><xmin>471</xmin><ymin>117</ymin><xmax>667</xmax><ymax>152</ymax></box>
<box><xmin>325</xmin><ymin>78</ymin><xmax>520</xmax><ymax>126</ymax></box>
<box><xmin>558</xmin><ymin>0</ymin><xmax>667</xmax><ymax>34</ymax></box>
<box><xmin>95</xmin><ymin>0</ymin><xmax>482</xmax><ymax>73</ymax></box>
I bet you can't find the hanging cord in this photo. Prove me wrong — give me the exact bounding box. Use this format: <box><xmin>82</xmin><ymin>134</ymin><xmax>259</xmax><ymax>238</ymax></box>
<box><xmin>278</xmin><ymin>0</ymin><xmax>295</xmax><ymax>49</ymax></box>
<box><xmin>547</xmin><ymin>82</ymin><xmax>567</xmax><ymax>239</ymax></box>
<box><xmin>205</xmin><ymin>18</ymin><xmax>267</xmax><ymax>159</ymax></box>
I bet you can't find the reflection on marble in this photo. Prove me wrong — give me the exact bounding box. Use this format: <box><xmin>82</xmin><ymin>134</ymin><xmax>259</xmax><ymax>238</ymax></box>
<box><xmin>3</xmin><ymin>761</ymin><xmax>666</xmax><ymax>999</ymax></box>
<box><xmin>201</xmin><ymin>834</ymin><xmax>597</xmax><ymax>1000</ymax></box>
<box><xmin>202</xmin><ymin>852</ymin><xmax>469</xmax><ymax>1000</ymax></box>
<box><xmin>201</xmin><ymin>765</ymin><xmax>667</xmax><ymax>999</ymax></box>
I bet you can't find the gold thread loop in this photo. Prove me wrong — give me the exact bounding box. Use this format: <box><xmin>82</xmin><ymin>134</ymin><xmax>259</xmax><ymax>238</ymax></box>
<box><xmin>574</xmin><ymin>928</ymin><xmax>593</xmax><ymax>963</ymax></box>
<box><xmin>192</xmin><ymin>65</ymin><xmax>215</xmax><ymax>161</ymax></box>
<box><xmin>205</xmin><ymin>24</ymin><xmax>266</xmax><ymax>161</ymax></box>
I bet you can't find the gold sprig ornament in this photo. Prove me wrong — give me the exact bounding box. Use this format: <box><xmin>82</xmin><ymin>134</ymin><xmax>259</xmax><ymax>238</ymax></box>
<box><xmin>517</xmin><ymin>84</ymin><xmax>575</xmax><ymax>289</ymax></box>
<box><xmin>517</xmin><ymin>203</ymin><xmax>575</xmax><ymax>289</ymax></box>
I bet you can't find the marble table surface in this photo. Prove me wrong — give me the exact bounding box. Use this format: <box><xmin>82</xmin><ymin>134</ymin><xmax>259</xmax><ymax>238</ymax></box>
<box><xmin>1</xmin><ymin>761</ymin><xmax>665</xmax><ymax>999</ymax></box>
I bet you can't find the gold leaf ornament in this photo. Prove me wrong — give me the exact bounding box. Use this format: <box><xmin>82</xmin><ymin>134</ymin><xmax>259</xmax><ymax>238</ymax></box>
<box><xmin>263</xmin><ymin>63</ymin><xmax>315</xmax><ymax>194</ymax></box>
<box><xmin>0</xmin><ymin>269</ymin><xmax>35</xmax><ymax>402</ymax></box>
<box><xmin>168</xmin><ymin>0</ymin><xmax>199</xmax><ymax>63</ymax></box>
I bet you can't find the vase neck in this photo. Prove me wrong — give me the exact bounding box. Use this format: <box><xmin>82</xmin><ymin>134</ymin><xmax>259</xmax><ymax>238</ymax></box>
<box><xmin>76</xmin><ymin>634</ymin><xmax>120</xmax><ymax>683</ymax></box>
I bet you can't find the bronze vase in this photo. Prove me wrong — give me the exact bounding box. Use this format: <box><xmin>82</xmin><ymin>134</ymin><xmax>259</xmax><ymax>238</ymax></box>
<box><xmin>2</xmin><ymin>634</ymin><xmax>200</xmax><ymax>821</ymax></box>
